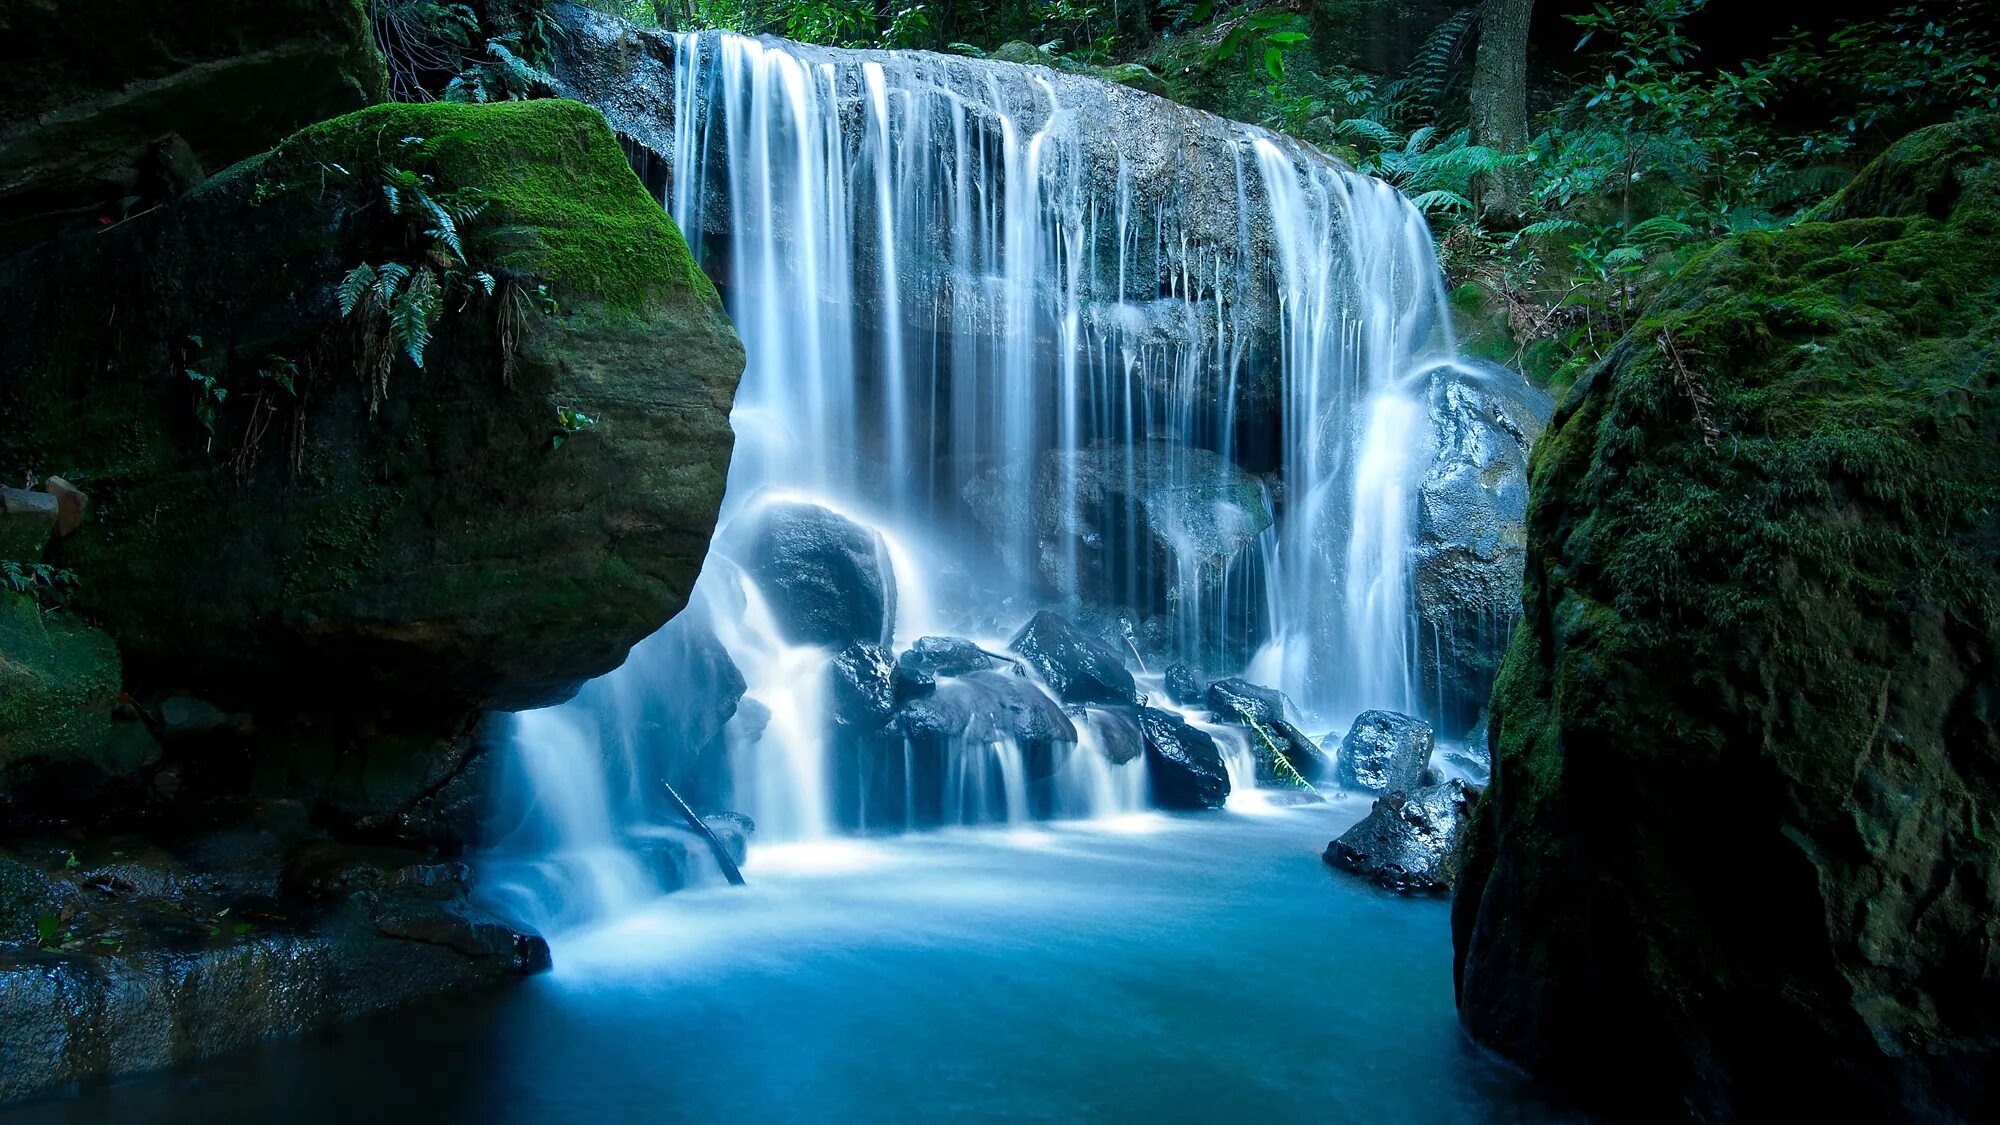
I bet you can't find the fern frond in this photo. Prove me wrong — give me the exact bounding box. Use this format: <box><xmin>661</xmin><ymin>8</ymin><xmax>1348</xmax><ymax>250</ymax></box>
<box><xmin>1331</xmin><ymin>115</ymin><xmax>1402</xmax><ymax>150</ymax></box>
<box><xmin>338</xmin><ymin>263</ymin><xmax>377</xmax><ymax>317</ymax></box>
<box><xmin>391</xmin><ymin>269</ymin><xmax>442</xmax><ymax>367</ymax></box>
<box><xmin>1408</xmin><ymin>189</ymin><xmax>1473</xmax><ymax>216</ymax></box>
<box><xmin>372</xmin><ymin>261</ymin><xmax>412</xmax><ymax>304</ymax></box>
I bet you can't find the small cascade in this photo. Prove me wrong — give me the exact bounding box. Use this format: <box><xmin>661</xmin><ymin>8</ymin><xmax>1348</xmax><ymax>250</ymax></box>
<box><xmin>482</xmin><ymin>24</ymin><xmax>1477</xmax><ymax>930</ymax></box>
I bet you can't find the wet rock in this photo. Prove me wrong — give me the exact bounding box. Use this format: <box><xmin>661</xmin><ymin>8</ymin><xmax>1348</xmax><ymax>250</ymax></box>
<box><xmin>700</xmin><ymin>812</ymin><xmax>755</xmax><ymax>869</ymax></box>
<box><xmin>1323</xmin><ymin>780</ymin><xmax>1473</xmax><ymax>893</ymax></box>
<box><xmin>1080</xmin><ymin>706</ymin><xmax>1145</xmax><ymax>766</ymax></box>
<box><xmin>736</xmin><ymin>502</ymin><xmax>896</xmax><ymax>649</ymax></box>
<box><xmin>157</xmin><ymin>695</ymin><xmax>252</xmax><ymax>741</ymax></box>
<box><xmin>1137</xmin><ymin>706</ymin><xmax>1229</xmax><ymax>810</ymax></box>
<box><xmin>0</xmin><ymin>592</ymin><xmax>161</xmax><ymax>812</ymax></box>
<box><xmin>1203</xmin><ymin>678</ymin><xmax>1326</xmax><ymax>781</ymax></box>
<box><xmin>829</xmin><ymin>644</ymin><xmax>897</xmax><ymax>730</ymax></box>
<box><xmin>1163</xmin><ymin>661</ymin><xmax>1209</xmax><ymax>706</ymax></box>
<box><xmin>1203</xmin><ymin>677</ymin><xmax>1288</xmax><ymax>726</ymax></box>
<box><xmin>893</xmin><ymin>670</ymin><xmax>1078</xmax><ymax>747</ymax></box>
<box><xmin>40</xmin><ymin>478</ymin><xmax>88</xmax><ymax>539</ymax></box>
<box><xmin>1412</xmin><ymin>361</ymin><xmax>1551</xmax><ymax>733</ymax></box>
<box><xmin>1331</xmin><ymin>710</ymin><xmax>1435</xmax><ymax>794</ymax></box>
<box><xmin>900</xmin><ymin>636</ymin><xmax>996</xmax><ymax>678</ymax></box>
<box><xmin>1008</xmin><ymin>611</ymin><xmax>1138</xmax><ymax>705</ymax></box>
<box><xmin>0</xmin><ymin>829</ymin><xmax>546</xmax><ymax>1105</ymax></box>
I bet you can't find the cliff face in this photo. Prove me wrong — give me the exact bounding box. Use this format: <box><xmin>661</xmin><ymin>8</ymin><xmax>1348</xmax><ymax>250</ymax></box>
<box><xmin>1452</xmin><ymin>117</ymin><xmax>2000</xmax><ymax>1122</ymax></box>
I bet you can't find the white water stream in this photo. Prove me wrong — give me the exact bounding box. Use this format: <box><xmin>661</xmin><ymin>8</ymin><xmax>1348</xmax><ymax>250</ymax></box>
<box><xmin>481</xmin><ymin>32</ymin><xmax>1461</xmax><ymax>934</ymax></box>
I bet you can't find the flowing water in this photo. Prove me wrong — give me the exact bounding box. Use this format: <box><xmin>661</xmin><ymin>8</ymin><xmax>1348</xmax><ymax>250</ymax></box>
<box><xmin>6</xmin><ymin>806</ymin><xmax>1584</xmax><ymax>1125</ymax></box>
<box><xmin>480</xmin><ymin>32</ymin><xmax>1470</xmax><ymax>925</ymax></box>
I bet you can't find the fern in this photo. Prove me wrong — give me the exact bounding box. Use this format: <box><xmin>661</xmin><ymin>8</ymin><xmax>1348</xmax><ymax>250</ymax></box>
<box><xmin>390</xmin><ymin>269</ymin><xmax>443</xmax><ymax>366</ymax></box>
<box><xmin>338</xmin><ymin>264</ymin><xmax>377</xmax><ymax>316</ymax></box>
<box><xmin>371</xmin><ymin>261</ymin><xmax>412</xmax><ymax>305</ymax></box>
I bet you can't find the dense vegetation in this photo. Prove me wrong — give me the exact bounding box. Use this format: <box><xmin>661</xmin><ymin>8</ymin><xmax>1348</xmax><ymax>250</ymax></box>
<box><xmin>407</xmin><ymin>0</ymin><xmax>1995</xmax><ymax>391</ymax></box>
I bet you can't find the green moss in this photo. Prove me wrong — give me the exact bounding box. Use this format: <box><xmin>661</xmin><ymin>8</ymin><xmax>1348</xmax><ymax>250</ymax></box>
<box><xmin>0</xmin><ymin>592</ymin><xmax>124</xmax><ymax>769</ymax></box>
<box><xmin>1458</xmin><ymin>116</ymin><xmax>2000</xmax><ymax>1117</ymax></box>
<box><xmin>258</xmin><ymin>99</ymin><xmax>715</xmax><ymax>315</ymax></box>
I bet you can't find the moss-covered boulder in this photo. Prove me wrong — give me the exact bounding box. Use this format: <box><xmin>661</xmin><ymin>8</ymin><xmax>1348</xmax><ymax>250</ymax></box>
<box><xmin>0</xmin><ymin>99</ymin><xmax>742</xmax><ymax>730</ymax></box>
<box><xmin>1451</xmin><ymin>117</ymin><xmax>2000</xmax><ymax>1121</ymax></box>
<box><xmin>0</xmin><ymin>0</ymin><xmax>386</xmax><ymax>253</ymax></box>
<box><xmin>0</xmin><ymin>594</ymin><xmax>161</xmax><ymax>811</ymax></box>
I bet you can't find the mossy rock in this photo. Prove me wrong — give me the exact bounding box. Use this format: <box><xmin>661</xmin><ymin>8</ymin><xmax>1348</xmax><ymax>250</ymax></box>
<box><xmin>0</xmin><ymin>593</ymin><xmax>160</xmax><ymax>807</ymax></box>
<box><xmin>0</xmin><ymin>99</ymin><xmax>743</xmax><ymax>728</ymax></box>
<box><xmin>0</xmin><ymin>0</ymin><xmax>387</xmax><ymax>253</ymax></box>
<box><xmin>1452</xmin><ymin>115</ymin><xmax>2000</xmax><ymax>1121</ymax></box>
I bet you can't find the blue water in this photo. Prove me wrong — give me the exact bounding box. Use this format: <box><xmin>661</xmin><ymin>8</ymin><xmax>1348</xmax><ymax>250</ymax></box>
<box><xmin>9</xmin><ymin>803</ymin><xmax>1583</xmax><ymax>1123</ymax></box>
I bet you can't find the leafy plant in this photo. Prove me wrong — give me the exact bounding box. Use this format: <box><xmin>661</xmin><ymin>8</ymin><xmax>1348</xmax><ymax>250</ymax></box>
<box><xmin>553</xmin><ymin>405</ymin><xmax>598</xmax><ymax>449</ymax></box>
<box><xmin>337</xmin><ymin>142</ymin><xmax>497</xmax><ymax>398</ymax></box>
<box><xmin>1</xmin><ymin>560</ymin><xmax>79</xmax><ymax>600</ymax></box>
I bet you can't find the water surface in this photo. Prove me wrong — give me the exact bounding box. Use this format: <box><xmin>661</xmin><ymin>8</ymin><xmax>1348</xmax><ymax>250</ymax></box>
<box><xmin>10</xmin><ymin>803</ymin><xmax>1582</xmax><ymax>1124</ymax></box>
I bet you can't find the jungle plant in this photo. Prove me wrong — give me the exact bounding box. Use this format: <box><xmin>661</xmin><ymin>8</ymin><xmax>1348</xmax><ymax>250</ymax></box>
<box><xmin>2</xmin><ymin>560</ymin><xmax>79</xmax><ymax>602</ymax></box>
<box><xmin>553</xmin><ymin>405</ymin><xmax>599</xmax><ymax>449</ymax></box>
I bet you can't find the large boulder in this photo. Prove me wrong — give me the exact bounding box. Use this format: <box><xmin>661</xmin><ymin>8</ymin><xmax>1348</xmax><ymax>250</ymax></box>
<box><xmin>1323</xmin><ymin>779</ymin><xmax>1473</xmax><ymax>893</ymax></box>
<box><xmin>1453</xmin><ymin>118</ymin><xmax>2000</xmax><ymax>1123</ymax></box>
<box><xmin>0</xmin><ymin>99</ymin><xmax>742</xmax><ymax>724</ymax></box>
<box><xmin>733</xmin><ymin>502</ymin><xmax>896</xmax><ymax>649</ymax></box>
<box><xmin>0</xmin><ymin>0</ymin><xmax>386</xmax><ymax>253</ymax></box>
<box><xmin>1411</xmin><ymin>361</ymin><xmax>1552</xmax><ymax>734</ymax></box>
<box><xmin>1331</xmin><ymin>710</ymin><xmax>1435</xmax><ymax>793</ymax></box>
<box><xmin>1137</xmin><ymin>706</ymin><xmax>1229</xmax><ymax>810</ymax></box>
<box><xmin>892</xmin><ymin>670</ymin><xmax>1078</xmax><ymax>748</ymax></box>
<box><xmin>1008</xmin><ymin>611</ymin><xmax>1139</xmax><ymax>705</ymax></box>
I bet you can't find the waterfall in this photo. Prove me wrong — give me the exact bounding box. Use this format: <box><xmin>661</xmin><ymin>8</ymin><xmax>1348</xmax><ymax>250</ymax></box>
<box><xmin>480</xmin><ymin>28</ymin><xmax>1461</xmax><ymax>928</ymax></box>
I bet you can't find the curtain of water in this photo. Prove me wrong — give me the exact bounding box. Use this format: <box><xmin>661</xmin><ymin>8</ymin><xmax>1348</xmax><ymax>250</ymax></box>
<box><xmin>480</xmin><ymin>32</ymin><xmax>1458</xmax><ymax>928</ymax></box>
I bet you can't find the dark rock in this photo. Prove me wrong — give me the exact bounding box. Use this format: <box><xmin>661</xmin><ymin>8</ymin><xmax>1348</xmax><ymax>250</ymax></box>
<box><xmin>963</xmin><ymin>441</ymin><xmax>1272</xmax><ymax>633</ymax></box>
<box><xmin>829</xmin><ymin>644</ymin><xmax>897</xmax><ymax>730</ymax></box>
<box><xmin>0</xmin><ymin>0</ymin><xmax>387</xmax><ymax>254</ymax></box>
<box><xmin>893</xmin><ymin>670</ymin><xmax>1078</xmax><ymax>746</ymax></box>
<box><xmin>1412</xmin><ymin>361</ymin><xmax>1552</xmax><ymax>733</ymax></box>
<box><xmin>1204</xmin><ymin>677</ymin><xmax>1289</xmax><ymax>726</ymax></box>
<box><xmin>0</xmin><ymin>829</ymin><xmax>545</xmax><ymax>1105</ymax></box>
<box><xmin>1079</xmin><ymin>706</ymin><xmax>1144</xmax><ymax>766</ymax></box>
<box><xmin>156</xmin><ymin>695</ymin><xmax>251</xmax><ymax>741</ymax></box>
<box><xmin>1163</xmin><ymin>661</ymin><xmax>1209</xmax><ymax>706</ymax></box>
<box><xmin>1453</xmin><ymin>118</ymin><xmax>2000</xmax><ymax>1123</ymax></box>
<box><xmin>901</xmin><ymin>636</ymin><xmax>995</xmax><ymax>677</ymax></box>
<box><xmin>1331</xmin><ymin>710</ymin><xmax>1434</xmax><ymax>793</ymax></box>
<box><xmin>735</xmin><ymin>502</ymin><xmax>895</xmax><ymax>649</ymax></box>
<box><xmin>0</xmin><ymin>100</ymin><xmax>741</xmax><ymax>725</ymax></box>
<box><xmin>0</xmin><ymin>487</ymin><xmax>57</xmax><ymax>562</ymax></box>
<box><xmin>1008</xmin><ymin>611</ymin><xmax>1138</xmax><ymax>705</ymax></box>
<box><xmin>0</xmin><ymin>592</ymin><xmax>161</xmax><ymax>812</ymax></box>
<box><xmin>1323</xmin><ymin>779</ymin><xmax>1472</xmax><ymax>893</ymax></box>
<box><xmin>1137</xmin><ymin>706</ymin><xmax>1229</xmax><ymax>810</ymax></box>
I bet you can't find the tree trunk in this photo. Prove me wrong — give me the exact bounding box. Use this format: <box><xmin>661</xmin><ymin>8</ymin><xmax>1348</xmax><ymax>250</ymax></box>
<box><xmin>1469</xmin><ymin>0</ymin><xmax>1533</xmax><ymax>224</ymax></box>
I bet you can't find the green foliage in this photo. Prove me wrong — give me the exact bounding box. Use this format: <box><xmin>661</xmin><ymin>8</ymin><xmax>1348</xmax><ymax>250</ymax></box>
<box><xmin>335</xmin><ymin>141</ymin><xmax>497</xmax><ymax>377</ymax></box>
<box><xmin>2</xmin><ymin>560</ymin><xmax>79</xmax><ymax>602</ymax></box>
<box><xmin>369</xmin><ymin>0</ymin><xmax>560</xmax><ymax>103</ymax></box>
<box><xmin>553</xmin><ymin>404</ymin><xmax>598</xmax><ymax>449</ymax></box>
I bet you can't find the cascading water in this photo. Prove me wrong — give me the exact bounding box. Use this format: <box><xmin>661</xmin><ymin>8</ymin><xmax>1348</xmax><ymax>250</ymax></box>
<box><xmin>481</xmin><ymin>26</ymin><xmax>1466</xmax><ymax>929</ymax></box>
